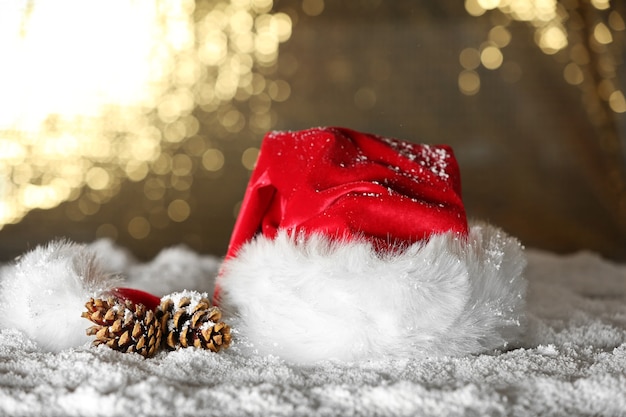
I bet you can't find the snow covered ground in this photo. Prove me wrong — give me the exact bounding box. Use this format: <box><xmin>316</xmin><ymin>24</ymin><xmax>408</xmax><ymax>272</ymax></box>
<box><xmin>0</xmin><ymin>243</ymin><xmax>624</xmax><ymax>417</ymax></box>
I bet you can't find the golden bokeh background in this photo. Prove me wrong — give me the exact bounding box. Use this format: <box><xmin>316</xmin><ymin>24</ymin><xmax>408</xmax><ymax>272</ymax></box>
<box><xmin>0</xmin><ymin>0</ymin><xmax>625</xmax><ymax>261</ymax></box>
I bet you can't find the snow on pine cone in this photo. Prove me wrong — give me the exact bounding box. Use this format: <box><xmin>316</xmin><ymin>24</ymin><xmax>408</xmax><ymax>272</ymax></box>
<box><xmin>82</xmin><ymin>296</ymin><xmax>162</xmax><ymax>358</ymax></box>
<box><xmin>158</xmin><ymin>291</ymin><xmax>232</xmax><ymax>352</ymax></box>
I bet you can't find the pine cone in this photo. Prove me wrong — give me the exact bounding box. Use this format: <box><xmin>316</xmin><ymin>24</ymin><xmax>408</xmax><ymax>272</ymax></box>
<box><xmin>82</xmin><ymin>296</ymin><xmax>162</xmax><ymax>358</ymax></box>
<box><xmin>158</xmin><ymin>292</ymin><xmax>231</xmax><ymax>352</ymax></box>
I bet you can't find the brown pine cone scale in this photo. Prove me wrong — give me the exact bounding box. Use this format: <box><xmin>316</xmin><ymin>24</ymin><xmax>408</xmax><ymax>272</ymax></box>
<box><xmin>158</xmin><ymin>292</ymin><xmax>232</xmax><ymax>353</ymax></box>
<box><xmin>82</xmin><ymin>296</ymin><xmax>162</xmax><ymax>358</ymax></box>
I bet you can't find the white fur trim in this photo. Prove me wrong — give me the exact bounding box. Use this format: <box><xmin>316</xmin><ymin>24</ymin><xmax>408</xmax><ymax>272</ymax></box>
<box><xmin>0</xmin><ymin>241</ymin><xmax>119</xmax><ymax>352</ymax></box>
<box><xmin>219</xmin><ymin>222</ymin><xmax>527</xmax><ymax>363</ymax></box>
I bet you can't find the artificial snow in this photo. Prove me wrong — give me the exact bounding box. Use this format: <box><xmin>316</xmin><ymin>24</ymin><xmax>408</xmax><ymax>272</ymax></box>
<box><xmin>0</xmin><ymin>243</ymin><xmax>625</xmax><ymax>416</ymax></box>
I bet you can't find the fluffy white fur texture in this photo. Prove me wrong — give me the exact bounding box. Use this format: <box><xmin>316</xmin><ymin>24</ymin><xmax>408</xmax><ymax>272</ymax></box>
<box><xmin>0</xmin><ymin>241</ymin><xmax>118</xmax><ymax>352</ymax></box>
<box><xmin>219</xmin><ymin>222</ymin><xmax>527</xmax><ymax>363</ymax></box>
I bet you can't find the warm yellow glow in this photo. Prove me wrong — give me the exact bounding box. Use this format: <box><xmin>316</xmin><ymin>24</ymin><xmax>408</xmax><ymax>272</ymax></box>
<box><xmin>609</xmin><ymin>11</ymin><xmax>625</xmax><ymax>31</ymax></box>
<box><xmin>459</xmin><ymin>48</ymin><xmax>481</xmax><ymax>70</ymax></box>
<box><xmin>609</xmin><ymin>91</ymin><xmax>626</xmax><ymax>113</ymax></box>
<box><xmin>465</xmin><ymin>0</ymin><xmax>486</xmax><ymax>17</ymax></box>
<box><xmin>267</xmin><ymin>80</ymin><xmax>292</xmax><ymax>102</ymax></box>
<box><xmin>96</xmin><ymin>223</ymin><xmax>118</xmax><ymax>240</ymax></box>
<box><xmin>480</xmin><ymin>46</ymin><xmax>504</xmax><ymax>69</ymax></box>
<box><xmin>0</xmin><ymin>0</ymin><xmax>293</xmax><ymax>233</ymax></box>
<box><xmin>593</xmin><ymin>22</ymin><xmax>613</xmax><ymax>45</ymax></box>
<box><xmin>85</xmin><ymin>167</ymin><xmax>111</xmax><ymax>191</ymax></box>
<box><xmin>537</xmin><ymin>25</ymin><xmax>568</xmax><ymax>54</ymax></box>
<box><xmin>302</xmin><ymin>0</ymin><xmax>325</xmax><ymax>17</ymax></box>
<box><xmin>270</xmin><ymin>13</ymin><xmax>293</xmax><ymax>43</ymax></box>
<box><xmin>171</xmin><ymin>154</ymin><xmax>193</xmax><ymax>176</ymax></box>
<box><xmin>458</xmin><ymin>70</ymin><xmax>481</xmax><ymax>96</ymax></box>
<box><xmin>128</xmin><ymin>216</ymin><xmax>151</xmax><ymax>239</ymax></box>
<box><xmin>591</xmin><ymin>0</ymin><xmax>610</xmax><ymax>11</ymax></box>
<box><xmin>563</xmin><ymin>63</ymin><xmax>584</xmax><ymax>85</ymax></box>
<box><xmin>460</xmin><ymin>0</ymin><xmax>573</xmax><ymax>94</ymax></box>
<box><xmin>489</xmin><ymin>26</ymin><xmax>512</xmax><ymax>48</ymax></box>
<box><xmin>241</xmin><ymin>147</ymin><xmax>260</xmax><ymax>170</ymax></box>
<box><xmin>144</xmin><ymin>178</ymin><xmax>167</xmax><ymax>201</ymax></box>
<box><xmin>465</xmin><ymin>0</ymin><xmax>625</xmax><ymax>120</ymax></box>
<box><xmin>202</xmin><ymin>149</ymin><xmax>226</xmax><ymax>172</ymax></box>
<box><xmin>477</xmin><ymin>0</ymin><xmax>500</xmax><ymax>10</ymax></box>
<box><xmin>167</xmin><ymin>199</ymin><xmax>191</xmax><ymax>222</ymax></box>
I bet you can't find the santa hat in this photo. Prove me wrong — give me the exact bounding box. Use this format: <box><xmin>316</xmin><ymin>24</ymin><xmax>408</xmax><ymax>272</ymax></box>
<box><xmin>216</xmin><ymin>127</ymin><xmax>526</xmax><ymax>363</ymax></box>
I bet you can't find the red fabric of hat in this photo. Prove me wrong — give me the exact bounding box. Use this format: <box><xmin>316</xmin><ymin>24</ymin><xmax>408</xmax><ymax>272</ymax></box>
<box><xmin>224</xmin><ymin>126</ymin><xmax>468</xmax><ymax>262</ymax></box>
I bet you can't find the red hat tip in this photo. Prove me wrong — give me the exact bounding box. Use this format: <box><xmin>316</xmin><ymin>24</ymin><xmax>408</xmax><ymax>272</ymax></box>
<box><xmin>108</xmin><ymin>287</ymin><xmax>161</xmax><ymax>312</ymax></box>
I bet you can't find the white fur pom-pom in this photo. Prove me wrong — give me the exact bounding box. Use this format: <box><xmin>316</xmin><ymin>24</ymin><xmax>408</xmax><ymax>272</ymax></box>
<box><xmin>219</xmin><ymin>222</ymin><xmax>526</xmax><ymax>363</ymax></box>
<box><xmin>0</xmin><ymin>240</ymin><xmax>119</xmax><ymax>352</ymax></box>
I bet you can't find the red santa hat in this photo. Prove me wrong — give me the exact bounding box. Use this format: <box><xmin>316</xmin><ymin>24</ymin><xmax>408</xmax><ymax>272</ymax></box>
<box><xmin>216</xmin><ymin>127</ymin><xmax>526</xmax><ymax>363</ymax></box>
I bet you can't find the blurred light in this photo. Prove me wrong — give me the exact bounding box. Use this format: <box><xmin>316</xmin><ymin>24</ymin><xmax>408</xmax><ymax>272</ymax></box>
<box><xmin>460</xmin><ymin>0</ymin><xmax>575</xmax><ymax>95</ymax></box>
<box><xmin>609</xmin><ymin>91</ymin><xmax>626</xmax><ymax>113</ymax></box>
<box><xmin>241</xmin><ymin>147</ymin><xmax>259</xmax><ymax>170</ymax></box>
<box><xmin>591</xmin><ymin>0</ymin><xmax>610</xmax><ymax>11</ymax></box>
<box><xmin>480</xmin><ymin>46</ymin><xmax>504</xmax><ymax>69</ymax></box>
<box><xmin>465</xmin><ymin>0</ymin><xmax>486</xmax><ymax>17</ymax></box>
<box><xmin>167</xmin><ymin>199</ymin><xmax>191</xmax><ymax>222</ymax></box>
<box><xmin>96</xmin><ymin>223</ymin><xmax>118</xmax><ymax>239</ymax></box>
<box><xmin>609</xmin><ymin>11</ymin><xmax>625</xmax><ymax>31</ymax></box>
<box><xmin>0</xmin><ymin>1</ymin><xmax>164</xmax><ymax>131</ymax></box>
<box><xmin>488</xmin><ymin>26</ymin><xmax>512</xmax><ymax>48</ymax></box>
<box><xmin>465</xmin><ymin>0</ymin><xmax>626</xmax><ymax>121</ymax></box>
<box><xmin>144</xmin><ymin>178</ymin><xmax>167</xmax><ymax>201</ymax></box>
<box><xmin>253</xmin><ymin>0</ymin><xmax>273</xmax><ymax>13</ymax></box>
<box><xmin>267</xmin><ymin>80</ymin><xmax>292</xmax><ymax>102</ymax></box>
<box><xmin>563</xmin><ymin>63</ymin><xmax>584</xmax><ymax>85</ymax></box>
<box><xmin>128</xmin><ymin>216</ymin><xmax>151</xmax><ymax>239</ymax></box>
<box><xmin>458</xmin><ymin>70</ymin><xmax>481</xmax><ymax>96</ymax></box>
<box><xmin>477</xmin><ymin>0</ymin><xmax>500</xmax><ymax>10</ymax></box>
<box><xmin>202</xmin><ymin>149</ymin><xmax>225</xmax><ymax>172</ymax></box>
<box><xmin>537</xmin><ymin>25</ymin><xmax>568</xmax><ymax>54</ymax></box>
<box><xmin>593</xmin><ymin>22</ymin><xmax>613</xmax><ymax>45</ymax></box>
<box><xmin>354</xmin><ymin>87</ymin><xmax>377</xmax><ymax>110</ymax></box>
<box><xmin>0</xmin><ymin>0</ymin><xmax>293</xmax><ymax>235</ymax></box>
<box><xmin>459</xmin><ymin>48</ymin><xmax>481</xmax><ymax>70</ymax></box>
<box><xmin>170</xmin><ymin>175</ymin><xmax>193</xmax><ymax>191</ymax></box>
<box><xmin>85</xmin><ymin>167</ymin><xmax>111</xmax><ymax>191</ymax></box>
<box><xmin>152</xmin><ymin>154</ymin><xmax>172</xmax><ymax>176</ymax></box>
<box><xmin>171</xmin><ymin>154</ymin><xmax>193</xmax><ymax>176</ymax></box>
<box><xmin>302</xmin><ymin>0</ymin><xmax>324</xmax><ymax>17</ymax></box>
<box><xmin>270</xmin><ymin>13</ymin><xmax>293</xmax><ymax>42</ymax></box>
<box><xmin>78</xmin><ymin>195</ymin><xmax>100</xmax><ymax>215</ymax></box>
